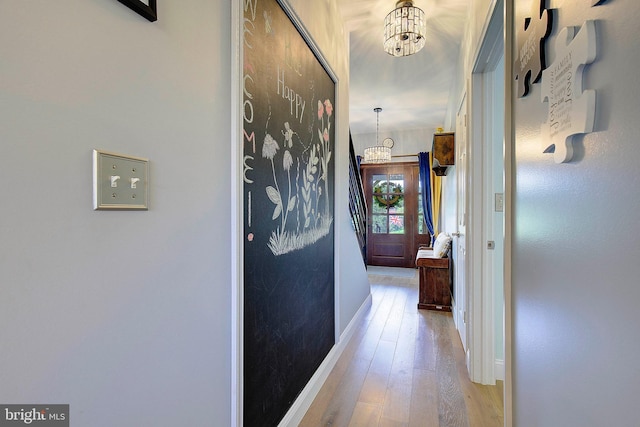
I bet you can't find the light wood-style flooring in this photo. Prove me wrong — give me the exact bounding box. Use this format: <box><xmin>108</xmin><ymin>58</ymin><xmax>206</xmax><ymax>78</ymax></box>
<box><xmin>300</xmin><ymin>267</ymin><xmax>503</xmax><ymax>427</ymax></box>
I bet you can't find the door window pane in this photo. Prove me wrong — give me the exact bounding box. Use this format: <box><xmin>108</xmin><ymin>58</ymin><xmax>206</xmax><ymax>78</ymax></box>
<box><xmin>372</xmin><ymin>174</ymin><xmax>388</xmax><ymax>193</ymax></box>
<box><xmin>372</xmin><ymin>215</ymin><xmax>388</xmax><ymax>234</ymax></box>
<box><xmin>417</xmin><ymin>180</ymin><xmax>428</xmax><ymax>234</ymax></box>
<box><xmin>371</xmin><ymin>197</ymin><xmax>388</xmax><ymax>214</ymax></box>
<box><xmin>389</xmin><ymin>215</ymin><xmax>404</xmax><ymax>234</ymax></box>
<box><xmin>388</xmin><ymin>196</ymin><xmax>405</xmax><ymax>214</ymax></box>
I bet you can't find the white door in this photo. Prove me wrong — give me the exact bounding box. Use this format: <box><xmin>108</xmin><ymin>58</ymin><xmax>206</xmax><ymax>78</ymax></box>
<box><xmin>454</xmin><ymin>92</ymin><xmax>468</xmax><ymax>353</ymax></box>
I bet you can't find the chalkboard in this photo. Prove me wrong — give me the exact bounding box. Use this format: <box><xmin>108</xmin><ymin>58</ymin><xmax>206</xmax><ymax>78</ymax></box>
<box><xmin>242</xmin><ymin>0</ymin><xmax>336</xmax><ymax>425</ymax></box>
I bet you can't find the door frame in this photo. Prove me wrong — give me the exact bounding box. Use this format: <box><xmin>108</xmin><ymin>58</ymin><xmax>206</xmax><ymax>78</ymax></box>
<box><xmin>463</xmin><ymin>0</ymin><xmax>503</xmax><ymax>387</ymax></box>
<box><xmin>504</xmin><ymin>1</ymin><xmax>514</xmax><ymax>425</ymax></box>
<box><xmin>466</xmin><ymin>1</ymin><xmax>513</xmax><ymax>425</ymax></box>
<box><xmin>468</xmin><ymin>0</ymin><xmax>505</xmax><ymax>386</ymax></box>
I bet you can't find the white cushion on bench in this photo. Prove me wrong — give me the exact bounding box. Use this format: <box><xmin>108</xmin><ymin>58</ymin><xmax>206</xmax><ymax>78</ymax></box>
<box><xmin>416</xmin><ymin>248</ymin><xmax>435</xmax><ymax>260</ymax></box>
<box><xmin>432</xmin><ymin>233</ymin><xmax>452</xmax><ymax>258</ymax></box>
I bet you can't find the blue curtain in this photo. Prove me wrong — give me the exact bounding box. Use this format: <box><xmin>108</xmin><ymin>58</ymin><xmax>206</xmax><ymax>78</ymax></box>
<box><xmin>418</xmin><ymin>152</ymin><xmax>434</xmax><ymax>244</ymax></box>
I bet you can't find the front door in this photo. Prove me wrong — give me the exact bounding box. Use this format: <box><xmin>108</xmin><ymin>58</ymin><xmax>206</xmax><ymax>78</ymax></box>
<box><xmin>362</xmin><ymin>162</ymin><xmax>430</xmax><ymax>267</ymax></box>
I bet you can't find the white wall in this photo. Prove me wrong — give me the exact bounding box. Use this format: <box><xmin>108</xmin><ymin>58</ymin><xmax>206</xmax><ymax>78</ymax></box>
<box><xmin>447</xmin><ymin>1</ymin><xmax>640</xmax><ymax>422</ymax></box>
<box><xmin>442</xmin><ymin>0</ymin><xmax>497</xmax><ymax>221</ymax></box>
<box><xmin>512</xmin><ymin>0</ymin><xmax>640</xmax><ymax>424</ymax></box>
<box><xmin>0</xmin><ymin>0</ymin><xmax>369</xmax><ymax>425</ymax></box>
<box><xmin>0</xmin><ymin>1</ymin><xmax>232</xmax><ymax>425</ymax></box>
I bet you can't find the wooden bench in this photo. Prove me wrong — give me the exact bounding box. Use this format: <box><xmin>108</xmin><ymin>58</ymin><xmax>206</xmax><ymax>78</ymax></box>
<box><xmin>415</xmin><ymin>236</ymin><xmax>453</xmax><ymax>312</ymax></box>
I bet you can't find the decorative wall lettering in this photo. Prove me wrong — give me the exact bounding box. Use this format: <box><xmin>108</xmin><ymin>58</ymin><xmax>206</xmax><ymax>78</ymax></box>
<box><xmin>514</xmin><ymin>0</ymin><xmax>553</xmax><ymax>97</ymax></box>
<box><xmin>541</xmin><ymin>21</ymin><xmax>597</xmax><ymax>163</ymax></box>
<box><xmin>244</xmin><ymin>0</ymin><xmax>258</xmax><ymax>231</ymax></box>
<box><xmin>277</xmin><ymin>66</ymin><xmax>307</xmax><ymax>123</ymax></box>
<box><xmin>243</xmin><ymin>155</ymin><xmax>254</xmax><ymax>184</ymax></box>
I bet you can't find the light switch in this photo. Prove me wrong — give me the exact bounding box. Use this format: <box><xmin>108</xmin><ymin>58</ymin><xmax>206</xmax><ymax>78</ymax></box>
<box><xmin>495</xmin><ymin>193</ymin><xmax>504</xmax><ymax>212</ymax></box>
<box><xmin>93</xmin><ymin>149</ymin><xmax>149</xmax><ymax>210</ymax></box>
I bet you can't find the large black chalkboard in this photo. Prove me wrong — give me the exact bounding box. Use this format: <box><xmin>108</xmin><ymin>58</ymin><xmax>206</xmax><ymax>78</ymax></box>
<box><xmin>242</xmin><ymin>0</ymin><xmax>335</xmax><ymax>425</ymax></box>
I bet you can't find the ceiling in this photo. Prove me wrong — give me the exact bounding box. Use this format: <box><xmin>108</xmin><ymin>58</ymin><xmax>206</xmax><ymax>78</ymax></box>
<box><xmin>338</xmin><ymin>0</ymin><xmax>469</xmax><ymax>138</ymax></box>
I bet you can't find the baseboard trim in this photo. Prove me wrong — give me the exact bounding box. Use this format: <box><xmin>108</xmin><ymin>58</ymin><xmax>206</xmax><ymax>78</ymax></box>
<box><xmin>495</xmin><ymin>358</ymin><xmax>505</xmax><ymax>381</ymax></box>
<box><xmin>277</xmin><ymin>292</ymin><xmax>373</xmax><ymax>427</ymax></box>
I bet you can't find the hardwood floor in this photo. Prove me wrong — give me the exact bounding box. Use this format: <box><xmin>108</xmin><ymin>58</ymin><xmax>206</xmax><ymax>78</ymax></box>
<box><xmin>300</xmin><ymin>267</ymin><xmax>503</xmax><ymax>427</ymax></box>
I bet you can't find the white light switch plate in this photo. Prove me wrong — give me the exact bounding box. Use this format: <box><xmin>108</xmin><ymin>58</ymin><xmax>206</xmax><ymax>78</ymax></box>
<box><xmin>93</xmin><ymin>149</ymin><xmax>149</xmax><ymax>210</ymax></box>
<box><xmin>495</xmin><ymin>193</ymin><xmax>504</xmax><ymax>212</ymax></box>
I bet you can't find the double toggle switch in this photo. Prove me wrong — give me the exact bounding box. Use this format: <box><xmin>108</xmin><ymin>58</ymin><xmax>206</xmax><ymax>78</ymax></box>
<box><xmin>110</xmin><ymin>175</ymin><xmax>141</xmax><ymax>189</ymax></box>
<box><xmin>93</xmin><ymin>149</ymin><xmax>149</xmax><ymax>210</ymax></box>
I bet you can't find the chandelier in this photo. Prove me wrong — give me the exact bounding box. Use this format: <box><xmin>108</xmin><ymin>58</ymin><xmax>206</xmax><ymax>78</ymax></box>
<box><xmin>364</xmin><ymin>107</ymin><xmax>391</xmax><ymax>163</ymax></box>
<box><xmin>383</xmin><ymin>0</ymin><xmax>427</xmax><ymax>57</ymax></box>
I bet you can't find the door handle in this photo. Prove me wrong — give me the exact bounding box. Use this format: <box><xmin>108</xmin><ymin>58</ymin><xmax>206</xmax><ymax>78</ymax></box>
<box><xmin>451</xmin><ymin>232</ymin><xmax>462</xmax><ymax>237</ymax></box>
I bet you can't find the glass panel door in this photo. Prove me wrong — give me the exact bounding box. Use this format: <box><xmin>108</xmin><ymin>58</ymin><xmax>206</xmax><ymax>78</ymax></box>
<box><xmin>371</xmin><ymin>173</ymin><xmax>405</xmax><ymax>235</ymax></box>
<box><xmin>362</xmin><ymin>163</ymin><xmax>424</xmax><ymax>267</ymax></box>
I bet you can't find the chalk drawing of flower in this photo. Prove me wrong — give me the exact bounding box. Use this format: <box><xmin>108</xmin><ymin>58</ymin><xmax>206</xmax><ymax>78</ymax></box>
<box><xmin>324</xmin><ymin>99</ymin><xmax>333</xmax><ymax>117</ymax></box>
<box><xmin>263</xmin><ymin>132</ymin><xmax>284</xmax><ymax>223</ymax></box>
<box><xmin>265</xmin><ymin>105</ymin><xmax>334</xmax><ymax>256</ymax></box>
<box><xmin>283</xmin><ymin>150</ymin><xmax>293</xmax><ymax>171</ymax></box>
<box><xmin>317</xmin><ymin>100</ymin><xmax>333</xmax><ymax>216</ymax></box>
<box><xmin>264</xmin><ymin>129</ymin><xmax>297</xmax><ymax>254</ymax></box>
<box><xmin>262</xmin><ymin>133</ymin><xmax>279</xmax><ymax>160</ymax></box>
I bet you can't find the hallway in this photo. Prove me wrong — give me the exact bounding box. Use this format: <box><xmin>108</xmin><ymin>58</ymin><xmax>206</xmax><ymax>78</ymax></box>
<box><xmin>300</xmin><ymin>267</ymin><xmax>503</xmax><ymax>426</ymax></box>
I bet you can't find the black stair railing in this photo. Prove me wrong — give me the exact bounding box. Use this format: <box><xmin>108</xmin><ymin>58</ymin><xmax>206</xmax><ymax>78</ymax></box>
<box><xmin>348</xmin><ymin>132</ymin><xmax>367</xmax><ymax>265</ymax></box>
